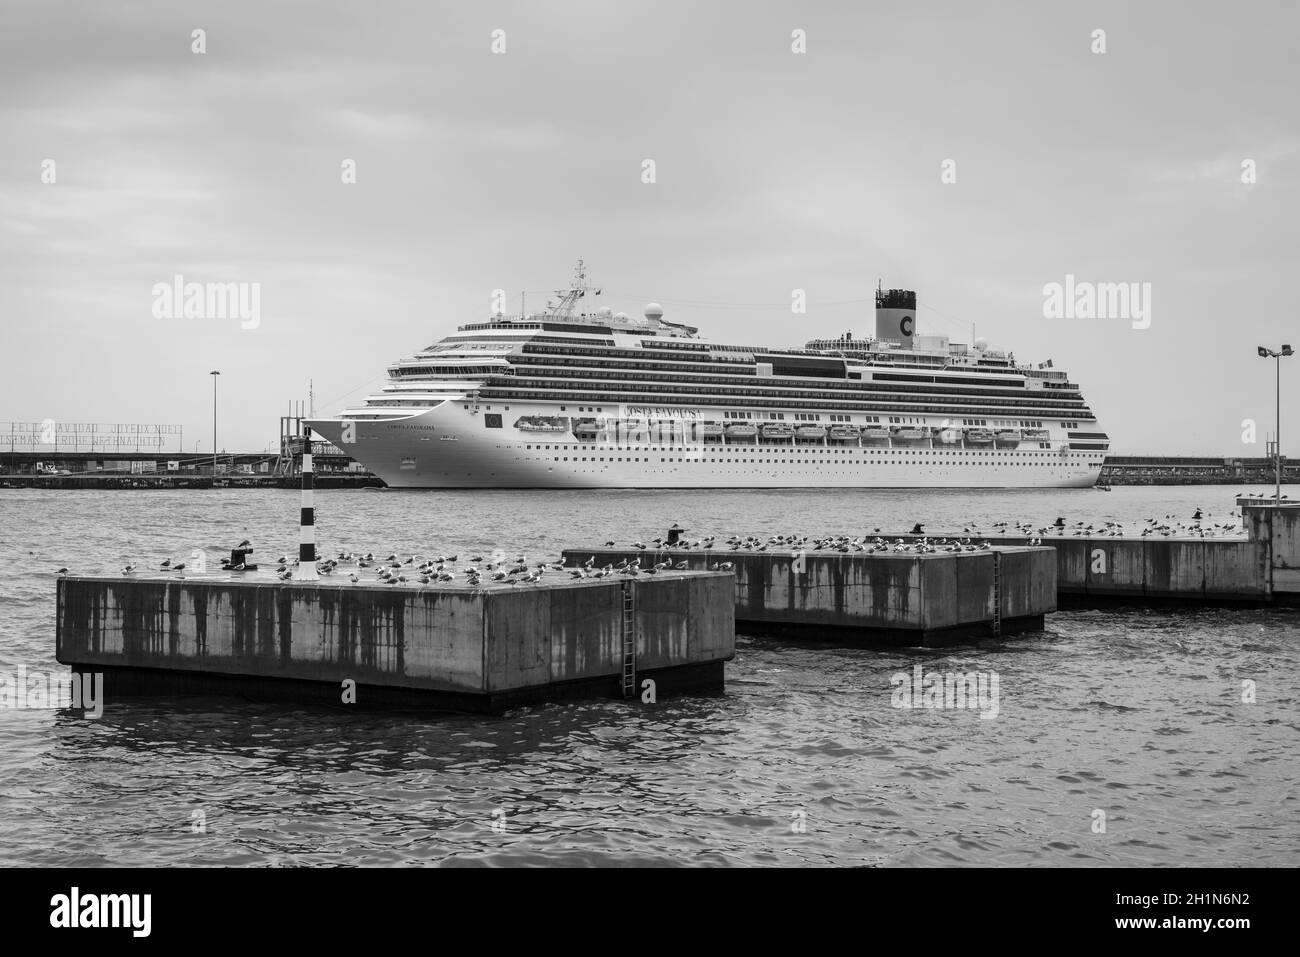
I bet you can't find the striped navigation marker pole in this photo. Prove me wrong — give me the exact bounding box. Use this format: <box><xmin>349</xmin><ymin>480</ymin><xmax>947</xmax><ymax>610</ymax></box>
<box><xmin>293</xmin><ymin>425</ymin><xmax>320</xmax><ymax>581</ymax></box>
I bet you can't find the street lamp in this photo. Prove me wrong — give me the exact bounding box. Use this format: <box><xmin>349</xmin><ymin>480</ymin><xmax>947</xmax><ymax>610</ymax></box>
<box><xmin>1256</xmin><ymin>344</ymin><xmax>1294</xmax><ymax>502</ymax></box>
<box><xmin>210</xmin><ymin>370</ymin><xmax>220</xmax><ymax>477</ymax></box>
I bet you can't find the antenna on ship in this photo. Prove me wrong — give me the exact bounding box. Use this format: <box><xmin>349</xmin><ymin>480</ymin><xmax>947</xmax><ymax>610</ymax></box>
<box><xmin>547</xmin><ymin>259</ymin><xmax>601</xmax><ymax>319</ymax></box>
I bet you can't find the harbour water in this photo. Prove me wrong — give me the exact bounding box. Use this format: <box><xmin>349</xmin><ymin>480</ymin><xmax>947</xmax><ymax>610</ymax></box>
<box><xmin>1</xmin><ymin>485</ymin><xmax>1296</xmax><ymax>866</ymax></box>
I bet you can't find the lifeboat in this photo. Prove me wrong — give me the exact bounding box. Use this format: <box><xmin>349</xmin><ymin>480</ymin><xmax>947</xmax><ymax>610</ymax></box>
<box><xmin>860</xmin><ymin>425</ymin><xmax>890</xmax><ymax>442</ymax></box>
<box><xmin>573</xmin><ymin>418</ymin><xmax>605</xmax><ymax>436</ymax></box>
<box><xmin>995</xmin><ymin>429</ymin><xmax>1022</xmax><ymax>445</ymax></box>
<box><xmin>892</xmin><ymin>427</ymin><xmax>928</xmax><ymax>441</ymax></box>
<box><xmin>696</xmin><ymin>421</ymin><xmax>724</xmax><ymax>437</ymax></box>
<box><xmin>1023</xmin><ymin>428</ymin><xmax>1050</xmax><ymax>441</ymax></box>
<box><xmin>828</xmin><ymin>425</ymin><xmax>861</xmax><ymax>442</ymax></box>
<box><xmin>965</xmin><ymin>428</ymin><xmax>995</xmax><ymax>444</ymax></box>
<box><xmin>515</xmin><ymin>416</ymin><xmax>569</xmax><ymax>433</ymax></box>
<box><xmin>724</xmin><ymin>422</ymin><xmax>758</xmax><ymax>439</ymax></box>
<box><xmin>795</xmin><ymin>425</ymin><xmax>827</xmax><ymax>440</ymax></box>
<box><xmin>759</xmin><ymin>423</ymin><xmax>795</xmax><ymax>440</ymax></box>
<box><xmin>933</xmin><ymin>426</ymin><xmax>962</xmax><ymax>444</ymax></box>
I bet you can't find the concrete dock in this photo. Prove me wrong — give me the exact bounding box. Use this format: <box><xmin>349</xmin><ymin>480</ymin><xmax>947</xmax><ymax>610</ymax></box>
<box><xmin>56</xmin><ymin>571</ymin><xmax>734</xmax><ymax>713</ymax></box>
<box><xmin>561</xmin><ymin>546</ymin><xmax>1056</xmax><ymax>646</ymax></box>
<box><xmin>882</xmin><ymin>501</ymin><xmax>1300</xmax><ymax>605</ymax></box>
<box><xmin>875</xmin><ymin>535</ymin><xmax>1268</xmax><ymax>603</ymax></box>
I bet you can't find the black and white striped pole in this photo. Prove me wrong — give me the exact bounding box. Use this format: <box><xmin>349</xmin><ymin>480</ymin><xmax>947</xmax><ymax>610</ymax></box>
<box><xmin>293</xmin><ymin>425</ymin><xmax>319</xmax><ymax>581</ymax></box>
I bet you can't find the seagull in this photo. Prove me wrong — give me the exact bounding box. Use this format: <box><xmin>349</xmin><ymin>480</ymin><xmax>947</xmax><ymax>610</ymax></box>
<box><xmin>159</xmin><ymin>558</ymin><xmax>171</xmax><ymax>568</ymax></box>
<box><xmin>56</xmin><ymin>567</ymin><xmax>68</xmax><ymax>575</ymax></box>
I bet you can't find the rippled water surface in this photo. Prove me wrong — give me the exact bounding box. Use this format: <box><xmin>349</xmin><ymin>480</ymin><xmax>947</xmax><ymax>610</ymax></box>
<box><xmin>1</xmin><ymin>485</ymin><xmax>1296</xmax><ymax>866</ymax></box>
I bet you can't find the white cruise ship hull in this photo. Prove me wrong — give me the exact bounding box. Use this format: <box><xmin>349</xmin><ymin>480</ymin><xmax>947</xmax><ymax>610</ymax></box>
<box><xmin>307</xmin><ymin>404</ymin><xmax>1102</xmax><ymax>489</ymax></box>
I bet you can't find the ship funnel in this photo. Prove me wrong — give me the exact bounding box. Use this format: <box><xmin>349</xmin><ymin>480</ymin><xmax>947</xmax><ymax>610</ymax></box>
<box><xmin>875</xmin><ymin>287</ymin><xmax>916</xmax><ymax>349</ymax></box>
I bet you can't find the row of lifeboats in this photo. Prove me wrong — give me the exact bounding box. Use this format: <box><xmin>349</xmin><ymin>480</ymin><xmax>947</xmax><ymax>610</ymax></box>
<box><xmin>548</xmin><ymin>416</ymin><xmax>1051</xmax><ymax>445</ymax></box>
<box><xmin>527</xmin><ymin>416</ymin><xmax>1055</xmax><ymax>447</ymax></box>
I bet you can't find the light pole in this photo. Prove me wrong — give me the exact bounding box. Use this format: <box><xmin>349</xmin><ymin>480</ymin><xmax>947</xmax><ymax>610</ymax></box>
<box><xmin>1256</xmin><ymin>344</ymin><xmax>1293</xmax><ymax>502</ymax></box>
<box><xmin>210</xmin><ymin>370</ymin><xmax>220</xmax><ymax>476</ymax></box>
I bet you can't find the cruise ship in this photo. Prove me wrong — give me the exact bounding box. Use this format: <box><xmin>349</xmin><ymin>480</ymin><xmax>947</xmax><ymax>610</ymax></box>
<box><xmin>306</xmin><ymin>264</ymin><xmax>1109</xmax><ymax>488</ymax></box>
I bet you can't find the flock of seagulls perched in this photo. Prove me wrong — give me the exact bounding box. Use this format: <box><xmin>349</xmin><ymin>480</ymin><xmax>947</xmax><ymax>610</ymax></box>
<box><xmin>566</xmin><ymin>554</ymin><xmax>734</xmax><ymax>578</ymax></box>
<box><xmin>63</xmin><ymin>505</ymin><xmax>1253</xmax><ymax>582</ymax></box>
<box><xmin>305</xmin><ymin>552</ymin><xmax>572</xmax><ymax>586</ymax></box>
<box><xmin>98</xmin><ymin>543</ymin><xmax>737</xmax><ymax>587</ymax></box>
<box><xmin>639</xmin><ymin>532</ymin><xmax>996</xmax><ymax>554</ymax></box>
<box><xmin>1033</xmin><ymin>511</ymin><xmax>1245</xmax><ymax>540</ymax></box>
<box><xmin>107</xmin><ymin>549</ymin><xmax>580</xmax><ymax>588</ymax></box>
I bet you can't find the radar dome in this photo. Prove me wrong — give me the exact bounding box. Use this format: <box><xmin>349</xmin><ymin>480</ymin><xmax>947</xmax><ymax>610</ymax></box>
<box><xmin>644</xmin><ymin>303</ymin><xmax>664</xmax><ymax>321</ymax></box>
<box><xmin>973</xmin><ymin>337</ymin><xmax>989</xmax><ymax>351</ymax></box>
<box><xmin>597</xmin><ymin>306</ymin><xmax>612</xmax><ymax>318</ymax></box>
<box><xmin>614</xmin><ymin>311</ymin><xmax>629</xmax><ymax>320</ymax></box>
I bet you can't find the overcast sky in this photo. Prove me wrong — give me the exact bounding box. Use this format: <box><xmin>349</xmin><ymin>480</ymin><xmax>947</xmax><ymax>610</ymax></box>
<box><xmin>2</xmin><ymin>0</ymin><xmax>1297</xmax><ymax>456</ymax></box>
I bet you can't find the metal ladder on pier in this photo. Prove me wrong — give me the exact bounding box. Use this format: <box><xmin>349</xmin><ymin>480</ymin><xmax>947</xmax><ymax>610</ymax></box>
<box><xmin>991</xmin><ymin>551</ymin><xmax>1003</xmax><ymax>637</ymax></box>
<box><xmin>620</xmin><ymin>581</ymin><xmax>636</xmax><ymax>698</ymax></box>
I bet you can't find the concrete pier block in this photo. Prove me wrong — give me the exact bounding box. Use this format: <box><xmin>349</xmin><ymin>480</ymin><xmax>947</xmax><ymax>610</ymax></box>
<box><xmin>56</xmin><ymin>572</ymin><xmax>735</xmax><ymax>713</ymax></box>
<box><xmin>561</xmin><ymin>546</ymin><xmax>1055</xmax><ymax>646</ymax></box>
<box><xmin>886</xmin><ymin>531</ymin><xmax>1274</xmax><ymax>604</ymax></box>
<box><xmin>1243</xmin><ymin>501</ymin><xmax>1300</xmax><ymax>599</ymax></box>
